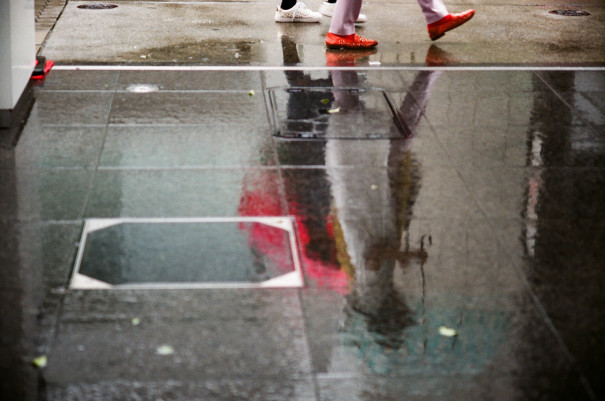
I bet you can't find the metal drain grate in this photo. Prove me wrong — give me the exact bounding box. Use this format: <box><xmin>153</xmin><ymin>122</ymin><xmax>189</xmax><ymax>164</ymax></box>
<box><xmin>266</xmin><ymin>87</ymin><xmax>410</xmax><ymax>140</ymax></box>
<box><xmin>549</xmin><ymin>9</ymin><xmax>590</xmax><ymax>16</ymax></box>
<box><xmin>70</xmin><ymin>217</ymin><xmax>303</xmax><ymax>290</ymax></box>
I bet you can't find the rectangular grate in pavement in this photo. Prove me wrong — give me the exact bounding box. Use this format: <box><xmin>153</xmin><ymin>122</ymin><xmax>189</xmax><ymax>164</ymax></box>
<box><xmin>69</xmin><ymin>217</ymin><xmax>303</xmax><ymax>290</ymax></box>
<box><xmin>266</xmin><ymin>86</ymin><xmax>410</xmax><ymax>140</ymax></box>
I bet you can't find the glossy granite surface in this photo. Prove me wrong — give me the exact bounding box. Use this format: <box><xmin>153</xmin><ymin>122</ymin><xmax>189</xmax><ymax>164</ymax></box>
<box><xmin>1</xmin><ymin>67</ymin><xmax>603</xmax><ymax>400</ymax></box>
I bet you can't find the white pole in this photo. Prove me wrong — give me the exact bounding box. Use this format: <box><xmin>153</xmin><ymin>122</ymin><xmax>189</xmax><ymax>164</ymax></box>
<box><xmin>0</xmin><ymin>0</ymin><xmax>36</xmax><ymax>127</ymax></box>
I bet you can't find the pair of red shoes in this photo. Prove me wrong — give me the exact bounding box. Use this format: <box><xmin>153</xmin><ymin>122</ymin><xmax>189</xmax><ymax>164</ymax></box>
<box><xmin>325</xmin><ymin>9</ymin><xmax>475</xmax><ymax>49</ymax></box>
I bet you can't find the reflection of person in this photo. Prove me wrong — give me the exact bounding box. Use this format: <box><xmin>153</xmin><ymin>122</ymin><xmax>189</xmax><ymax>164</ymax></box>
<box><xmin>240</xmin><ymin>35</ymin><xmax>349</xmax><ymax>289</ymax></box>
<box><xmin>240</xmin><ymin>43</ymin><xmax>440</xmax><ymax>362</ymax></box>
<box><xmin>277</xmin><ymin>34</ymin><xmax>335</xmax><ymax>140</ymax></box>
<box><xmin>278</xmin><ymin>36</ymin><xmax>349</xmax><ymax>287</ymax></box>
<box><xmin>326</xmin><ymin>0</ymin><xmax>474</xmax><ymax>49</ymax></box>
<box><xmin>323</xmin><ymin>57</ymin><xmax>440</xmax><ymax>361</ymax></box>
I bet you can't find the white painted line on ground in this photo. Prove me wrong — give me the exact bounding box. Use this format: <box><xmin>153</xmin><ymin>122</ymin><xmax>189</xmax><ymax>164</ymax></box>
<box><xmin>51</xmin><ymin>65</ymin><xmax>605</xmax><ymax>72</ymax></box>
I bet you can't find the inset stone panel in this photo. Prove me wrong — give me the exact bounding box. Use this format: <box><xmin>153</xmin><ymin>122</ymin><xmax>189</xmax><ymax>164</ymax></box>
<box><xmin>70</xmin><ymin>217</ymin><xmax>303</xmax><ymax>289</ymax></box>
<box><xmin>266</xmin><ymin>86</ymin><xmax>410</xmax><ymax>139</ymax></box>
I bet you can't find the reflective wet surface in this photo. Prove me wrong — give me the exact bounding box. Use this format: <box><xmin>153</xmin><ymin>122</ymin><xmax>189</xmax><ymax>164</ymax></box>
<box><xmin>39</xmin><ymin>0</ymin><xmax>605</xmax><ymax>65</ymax></box>
<box><xmin>1</xmin><ymin>67</ymin><xmax>604</xmax><ymax>400</ymax></box>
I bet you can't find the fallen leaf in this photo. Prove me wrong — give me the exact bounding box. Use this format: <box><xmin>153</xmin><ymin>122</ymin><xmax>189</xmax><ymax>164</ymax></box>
<box><xmin>32</xmin><ymin>355</ymin><xmax>47</xmax><ymax>368</ymax></box>
<box><xmin>131</xmin><ymin>317</ymin><xmax>140</xmax><ymax>326</ymax></box>
<box><xmin>248</xmin><ymin>90</ymin><xmax>255</xmax><ymax>97</ymax></box>
<box><xmin>438</xmin><ymin>326</ymin><xmax>458</xmax><ymax>337</ymax></box>
<box><xmin>327</xmin><ymin>107</ymin><xmax>341</xmax><ymax>114</ymax></box>
<box><xmin>156</xmin><ymin>345</ymin><xmax>174</xmax><ymax>355</ymax></box>
<box><xmin>321</xmin><ymin>98</ymin><xmax>329</xmax><ymax>104</ymax></box>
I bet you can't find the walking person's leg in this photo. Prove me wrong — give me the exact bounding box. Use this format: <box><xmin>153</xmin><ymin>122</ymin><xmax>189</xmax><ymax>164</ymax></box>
<box><xmin>329</xmin><ymin>0</ymin><xmax>361</xmax><ymax>36</ymax></box>
<box><xmin>325</xmin><ymin>0</ymin><xmax>377</xmax><ymax>49</ymax></box>
<box><xmin>417</xmin><ymin>0</ymin><xmax>448</xmax><ymax>24</ymax></box>
<box><xmin>319</xmin><ymin>0</ymin><xmax>368</xmax><ymax>23</ymax></box>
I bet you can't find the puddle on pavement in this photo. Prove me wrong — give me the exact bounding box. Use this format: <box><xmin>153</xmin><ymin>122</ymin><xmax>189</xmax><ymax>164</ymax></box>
<box><xmin>549</xmin><ymin>9</ymin><xmax>591</xmax><ymax>16</ymax></box>
<box><xmin>122</xmin><ymin>39</ymin><xmax>262</xmax><ymax>64</ymax></box>
<box><xmin>70</xmin><ymin>217</ymin><xmax>303</xmax><ymax>289</ymax></box>
<box><xmin>77</xmin><ymin>4</ymin><xmax>118</xmax><ymax>9</ymax></box>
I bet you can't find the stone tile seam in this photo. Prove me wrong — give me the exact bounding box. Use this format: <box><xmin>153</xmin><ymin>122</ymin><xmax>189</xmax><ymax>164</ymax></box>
<box><xmin>78</xmin><ymin>88</ymin><xmax>114</xmax><ymax>222</ymax></box>
<box><xmin>296</xmin><ymin>272</ymin><xmax>322</xmax><ymax>401</ymax></box>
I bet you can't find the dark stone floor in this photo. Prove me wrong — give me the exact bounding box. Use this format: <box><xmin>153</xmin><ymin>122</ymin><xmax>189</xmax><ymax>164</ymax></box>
<box><xmin>1</xmin><ymin>67</ymin><xmax>604</xmax><ymax>400</ymax></box>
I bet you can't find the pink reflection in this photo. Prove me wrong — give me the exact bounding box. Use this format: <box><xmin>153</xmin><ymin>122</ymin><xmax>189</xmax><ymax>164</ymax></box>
<box><xmin>238</xmin><ymin>170</ymin><xmax>294</xmax><ymax>275</ymax></box>
<box><xmin>238</xmin><ymin>173</ymin><xmax>350</xmax><ymax>290</ymax></box>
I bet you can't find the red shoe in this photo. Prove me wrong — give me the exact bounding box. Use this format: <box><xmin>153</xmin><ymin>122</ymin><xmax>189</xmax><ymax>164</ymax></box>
<box><xmin>325</xmin><ymin>32</ymin><xmax>378</xmax><ymax>50</ymax></box>
<box><xmin>427</xmin><ymin>9</ymin><xmax>475</xmax><ymax>41</ymax></box>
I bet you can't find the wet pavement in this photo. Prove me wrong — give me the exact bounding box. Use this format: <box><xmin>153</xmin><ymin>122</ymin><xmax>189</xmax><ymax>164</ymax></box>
<box><xmin>42</xmin><ymin>0</ymin><xmax>605</xmax><ymax>65</ymax></box>
<box><xmin>2</xmin><ymin>0</ymin><xmax>605</xmax><ymax>400</ymax></box>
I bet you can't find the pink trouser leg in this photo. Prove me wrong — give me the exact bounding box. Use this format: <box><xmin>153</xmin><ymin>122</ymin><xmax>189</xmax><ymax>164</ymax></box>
<box><xmin>417</xmin><ymin>0</ymin><xmax>449</xmax><ymax>24</ymax></box>
<box><xmin>328</xmin><ymin>0</ymin><xmax>362</xmax><ymax>35</ymax></box>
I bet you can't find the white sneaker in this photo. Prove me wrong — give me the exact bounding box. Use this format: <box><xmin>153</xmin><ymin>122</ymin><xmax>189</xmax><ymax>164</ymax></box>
<box><xmin>275</xmin><ymin>2</ymin><xmax>322</xmax><ymax>22</ymax></box>
<box><xmin>318</xmin><ymin>1</ymin><xmax>367</xmax><ymax>22</ymax></box>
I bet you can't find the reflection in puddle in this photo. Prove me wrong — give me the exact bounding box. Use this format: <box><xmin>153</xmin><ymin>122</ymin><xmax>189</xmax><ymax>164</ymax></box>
<box><xmin>324</xmin><ymin>67</ymin><xmax>440</xmax><ymax>371</ymax></box>
<box><xmin>244</xmin><ymin>35</ymin><xmax>453</xmax><ymax>374</ymax></box>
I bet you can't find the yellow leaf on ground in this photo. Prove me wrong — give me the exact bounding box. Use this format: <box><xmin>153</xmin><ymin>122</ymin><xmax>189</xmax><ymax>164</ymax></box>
<box><xmin>156</xmin><ymin>345</ymin><xmax>174</xmax><ymax>355</ymax></box>
<box><xmin>32</xmin><ymin>355</ymin><xmax>47</xmax><ymax>368</ymax></box>
<box><xmin>438</xmin><ymin>326</ymin><xmax>458</xmax><ymax>337</ymax></box>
